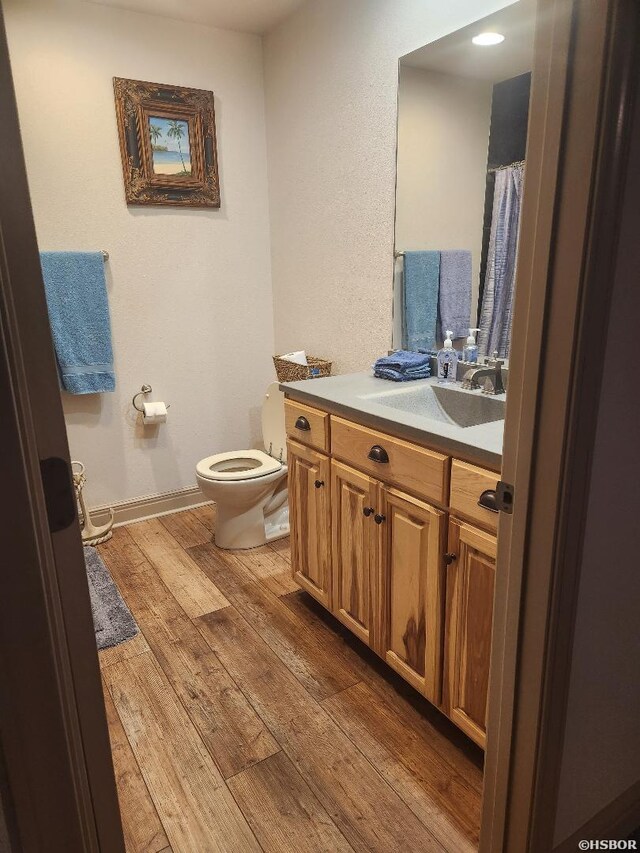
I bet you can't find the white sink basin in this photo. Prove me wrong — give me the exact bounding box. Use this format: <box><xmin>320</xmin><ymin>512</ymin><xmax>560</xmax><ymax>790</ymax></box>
<box><xmin>361</xmin><ymin>383</ymin><xmax>505</xmax><ymax>428</ymax></box>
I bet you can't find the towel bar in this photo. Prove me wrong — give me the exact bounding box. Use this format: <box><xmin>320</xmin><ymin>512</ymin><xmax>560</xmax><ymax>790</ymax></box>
<box><xmin>101</xmin><ymin>250</ymin><xmax>109</xmax><ymax>260</ymax></box>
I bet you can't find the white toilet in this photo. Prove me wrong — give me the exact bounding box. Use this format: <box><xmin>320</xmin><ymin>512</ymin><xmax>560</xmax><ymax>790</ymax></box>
<box><xmin>195</xmin><ymin>383</ymin><xmax>289</xmax><ymax>550</ymax></box>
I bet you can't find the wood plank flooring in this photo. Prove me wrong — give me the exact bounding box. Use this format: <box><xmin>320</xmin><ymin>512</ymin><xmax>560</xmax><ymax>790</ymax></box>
<box><xmin>98</xmin><ymin>505</ymin><xmax>483</xmax><ymax>852</ymax></box>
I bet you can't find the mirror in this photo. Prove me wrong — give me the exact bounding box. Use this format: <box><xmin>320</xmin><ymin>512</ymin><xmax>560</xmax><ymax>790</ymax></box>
<box><xmin>393</xmin><ymin>1</ymin><xmax>536</xmax><ymax>363</ymax></box>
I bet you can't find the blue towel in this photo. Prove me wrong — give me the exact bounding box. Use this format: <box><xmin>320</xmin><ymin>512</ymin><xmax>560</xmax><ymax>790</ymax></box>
<box><xmin>373</xmin><ymin>350</ymin><xmax>431</xmax><ymax>382</ymax></box>
<box><xmin>374</xmin><ymin>366</ymin><xmax>431</xmax><ymax>382</ymax></box>
<box><xmin>439</xmin><ymin>250</ymin><xmax>472</xmax><ymax>340</ymax></box>
<box><xmin>373</xmin><ymin>350</ymin><xmax>430</xmax><ymax>372</ymax></box>
<box><xmin>40</xmin><ymin>252</ymin><xmax>115</xmax><ymax>394</ymax></box>
<box><xmin>403</xmin><ymin>251</ymin><xmax>440</xmax><ymax>351</ymax></box>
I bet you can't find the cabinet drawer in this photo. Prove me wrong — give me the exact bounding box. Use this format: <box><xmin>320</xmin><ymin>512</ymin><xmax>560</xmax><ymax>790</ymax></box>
<box><xmin>449</xmin><ymin>460</ymin><xmax>500</xmax><ymax>533</ymax></box>
<box><xmin>330</xmin><ymin>416</ymin><xmax>448</xmax><ymax>505</ymax></box>
<box><xmin>285</xmin><ymin>399</ymin><xmax>330</xmax><ymax>453</ymax></box>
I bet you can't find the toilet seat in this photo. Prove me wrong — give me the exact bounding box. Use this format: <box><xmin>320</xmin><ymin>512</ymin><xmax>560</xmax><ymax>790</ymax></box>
<box><xmin>196</xmin><ymin>449</ymin><xmax>283</xmax><ymax>482</ymax></box>
<box><xmin>194</xmin><ymin>383</ymin><xmax>289</xmax><ymax>549</ymax></box>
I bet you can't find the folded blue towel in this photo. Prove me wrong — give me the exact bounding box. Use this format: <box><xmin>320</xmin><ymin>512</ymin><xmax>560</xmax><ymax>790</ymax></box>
<box><xmin>403</xmin><ymin>251</ymin><xmax>440</xmax><ymax>351</ymax></box>
<box><xmin>374</xmin><ymin>365</ymin><xmax>431</xmax><ymax>382</ymax></box>
<box><xmin>373</xmin><ymin>349</ymin><xmax>430</xmax><ymax>372</ymax></box>
<box><xmin>40</xmin><ymin>252</ymin><xmax>115</xmax><ymax>394</ymax></box>
<box><xmin>439</xmin><ymin>250</ymin><xmax>472</xmax><ymax>340</ymax></box>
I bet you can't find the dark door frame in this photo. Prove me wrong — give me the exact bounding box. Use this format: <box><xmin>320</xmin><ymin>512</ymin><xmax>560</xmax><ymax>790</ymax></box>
<box><xmin>482</xmin><ymin>0</ymin><xmax>640</xmax><ymax>849</ymax></box>
<box><xmin>0</xmin><ymin>6</ymin><xmax>124</xmax><ymax>850</ymax></box>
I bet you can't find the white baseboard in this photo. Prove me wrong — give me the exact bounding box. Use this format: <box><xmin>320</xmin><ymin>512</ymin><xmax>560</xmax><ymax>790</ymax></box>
<box><xmin>89</xmin><ymin>485</ymin><xmax>212</xmax><ymax>528</ymax></box>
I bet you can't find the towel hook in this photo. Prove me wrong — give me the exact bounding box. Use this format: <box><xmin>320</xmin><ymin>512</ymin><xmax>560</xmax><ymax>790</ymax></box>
<box><xmin>132</xmin><ymin>384</ymin><xmax>153</xmax><ymax>412</ymax></box>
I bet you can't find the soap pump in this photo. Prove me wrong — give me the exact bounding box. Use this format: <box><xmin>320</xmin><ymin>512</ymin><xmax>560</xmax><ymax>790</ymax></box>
<box><xmin>463</xmin><ymin>328</ymin><xmax>481</xmax><ymax>364</ymax></box>
<box><xmin>437</xmin><ymin>330</ymin><xmax>459</xmax><ymax>384</ymax></box>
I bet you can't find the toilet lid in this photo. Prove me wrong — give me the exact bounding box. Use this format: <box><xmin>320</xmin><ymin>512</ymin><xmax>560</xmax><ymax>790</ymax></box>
<box><xmin>262</xmin><ymin>382</ymin><xmax>287</xmax><ymax>463</ymax></box>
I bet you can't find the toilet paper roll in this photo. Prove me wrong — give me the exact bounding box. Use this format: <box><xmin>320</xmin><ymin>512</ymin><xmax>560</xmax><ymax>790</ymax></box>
<box><xmin>142</xmin><ymin>401</ymin><xmax>167</xmax><ymax>424</ymax></box>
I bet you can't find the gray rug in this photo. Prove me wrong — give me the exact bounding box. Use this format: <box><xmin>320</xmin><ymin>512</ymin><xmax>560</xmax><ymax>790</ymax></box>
<box><xmin>84</xmin><ymin>546</ymin><xmax>139</xmax><ymax>651</ymax></box>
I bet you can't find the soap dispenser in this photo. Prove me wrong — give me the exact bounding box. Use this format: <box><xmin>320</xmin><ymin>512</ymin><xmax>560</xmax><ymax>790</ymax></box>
<box><xmin>463</xmin><ymin>328</ymin><xmax>481</xmax><ymax>364</ymax></box>
<box><xmin>437</xmin><ymin>330</ymin><xmax>459</xmax><ymax>384</ymax></box>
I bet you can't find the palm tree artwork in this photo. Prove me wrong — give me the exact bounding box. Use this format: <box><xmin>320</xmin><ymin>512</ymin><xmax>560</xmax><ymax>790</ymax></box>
<box><xmin>149</xmin><ymin>124</ymin><xmax>162</xmax><ymax>148</ymax></box>
<box><xmin>167</xmin><ymin>119</ymin><xmax>190</xmax><ymax>174</ymax></box>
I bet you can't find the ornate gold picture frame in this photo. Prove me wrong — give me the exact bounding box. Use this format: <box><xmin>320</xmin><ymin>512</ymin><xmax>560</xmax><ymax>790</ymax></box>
<box><xmin>113</xmin><ymin>77</ymin><xmax>220</xmax><ymax>208</ymax></box>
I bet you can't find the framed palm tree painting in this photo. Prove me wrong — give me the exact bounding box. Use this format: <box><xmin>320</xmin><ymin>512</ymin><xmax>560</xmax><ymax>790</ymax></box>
<box><xmin>113</xmin><ymin>78</ymin><xmax>220</xmax><ymax>208</ymax></box>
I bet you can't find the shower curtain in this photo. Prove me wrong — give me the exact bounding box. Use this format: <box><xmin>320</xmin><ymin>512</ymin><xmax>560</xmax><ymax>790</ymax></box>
<box><xmin>478</xmin><ymin>162</ymin><xmax>525</xmax><ymax>359</ymax></box>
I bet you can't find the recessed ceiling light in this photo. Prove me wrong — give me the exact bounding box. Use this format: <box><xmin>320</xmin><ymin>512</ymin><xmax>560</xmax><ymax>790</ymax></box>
<box><xmin>472</xmin><ymin>32</ymin><xmax>505</xmax><ymax>46</ymax></box>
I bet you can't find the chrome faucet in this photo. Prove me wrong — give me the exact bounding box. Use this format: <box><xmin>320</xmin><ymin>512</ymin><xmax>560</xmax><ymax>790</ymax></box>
<box><xmin>462</xmin><ymin>352</ymin><xmax>505</xmax><ymax>395</ymax></box>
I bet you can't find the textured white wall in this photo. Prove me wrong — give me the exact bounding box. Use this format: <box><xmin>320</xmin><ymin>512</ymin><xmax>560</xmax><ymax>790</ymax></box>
<box><xmin>264</xmin><ymin>0</ymin><xmax>516</xmax><ymax>373</ymax></box>
<box><xmin>5</xmin><ymin>0</ymin><xmax>274</xmax><ymax>507</ymax></box>
<box><xmin>395</xmin><ymin>66</ymin><xmax>492</xmax><ymax>344</ymax></box>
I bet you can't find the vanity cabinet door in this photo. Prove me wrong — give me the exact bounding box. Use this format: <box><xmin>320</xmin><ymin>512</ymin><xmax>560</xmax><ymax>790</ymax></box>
<box><xmin>331</xmin><ymin>460</ymin><xmax>380</xmax><ymax>647</ymax></box>
<box><xmin>287</xmin><ymin>439</ymin><xmax>331</xmax><ymax>608</ymax></box>
<box><xmin>443</xmin><ymin>519</ymin><xmax>497</xmax><ymax>749</ymax></box>
<box><xmin>377</xmin><ymin>487</ymin><xmax>445</xmax><ymax>704</ymax></box>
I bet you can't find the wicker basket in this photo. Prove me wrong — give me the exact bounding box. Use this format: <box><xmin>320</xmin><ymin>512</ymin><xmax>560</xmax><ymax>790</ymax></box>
<box><xmin>273</xmin><ymin>354</ymin><xmax>332</xmax><ymax>382</ymax></box>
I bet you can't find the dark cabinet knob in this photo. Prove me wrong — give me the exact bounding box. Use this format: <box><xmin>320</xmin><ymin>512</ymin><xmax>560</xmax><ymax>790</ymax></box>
<box><xmin>314</xmin><ymin>480</ymin><xmax>324</xmax><ymax>489</ymax></box>
<box><xmin>295</xmin><ymin>416</ymin><xmax>311</xmax><ymax>431</ymax></box>
<box><xmin>478</xmin><ymin>489</ymin><xmax>499</xmax><ymax>513</ymax></box>
<box><xmin>374</xmin><ymin>513</ymin><xmax>386</xmax><ymax>525</ymax></box>
<box><xmin>368</xmin><ymin>445</ymin><xmax>389</xmax><ymax>463</ymax></box>
<box><xmin>444</xmin><ymin>553</ymin><xmax>457</xmax><ymax>565</ymax></box>
<box><xmin>363</xmin><ymin>506</ymin><xmax>374</xmax><ymax>517</ymax></box>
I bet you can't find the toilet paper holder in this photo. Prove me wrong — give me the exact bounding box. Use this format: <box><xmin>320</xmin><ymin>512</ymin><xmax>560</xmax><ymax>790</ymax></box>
<box><xmin>132</xmin><ymin>384</ymin><xmax>170</xmax><ymax>413</ymax></box>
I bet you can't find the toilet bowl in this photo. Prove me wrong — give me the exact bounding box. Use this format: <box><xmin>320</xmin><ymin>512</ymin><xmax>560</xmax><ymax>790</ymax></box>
<box><xmin>195</xmin><ymin>383</ymin><xmax>289</xmax><ymax>549</ymax></box>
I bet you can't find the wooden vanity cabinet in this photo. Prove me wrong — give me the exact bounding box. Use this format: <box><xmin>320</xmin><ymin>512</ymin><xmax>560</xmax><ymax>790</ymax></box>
<box><xmin>286</xmin><ymin>439</ymin><xmax>331</xmax><ymax>608</ymax></box>
<box><xmin>284</xmin><ymin>399</ymin><xmax>330</xmax><ymax>453</ymax></box>
<box><xmin>442</xmin><ymin>519</ymin><xmax>497</xmax><ymax>749</ymax></box>
<box><xmin>377</xmin><ymin>488</ymin><xmax>445</xmax><ymax>704</ymax></box>
<box><xmin>330</xmin><ymin>461</ymin><xmax>446</xmax><ymax>678</ymax></box>
<box><xmin>449</xmin><ymin>459</ymin><xmax>499</xmax><ymax>534</ymax></box>
<box><xmin>330</xmin><ymin>415</ymin><xmax>448</xmax><ymax>506</ymax></box>
<box><xmin>286</xmin><ymin>396</ymin><xmax>500</xmax><ymax>747</ymax></box>
<box><xmin>331</xmin><ymin>460</ymin><xmax>379</xmax><ymax>647</ymax></box>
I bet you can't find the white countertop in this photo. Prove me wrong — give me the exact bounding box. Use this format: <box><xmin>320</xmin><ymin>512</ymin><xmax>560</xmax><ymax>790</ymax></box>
<box><xmin>281</xmin><ymin>372</ymin><xmax>505</xmax><ymax>469</ymax></box>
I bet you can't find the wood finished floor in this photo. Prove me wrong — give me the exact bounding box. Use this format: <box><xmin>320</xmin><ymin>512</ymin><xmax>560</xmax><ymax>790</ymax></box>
<box><xmin>98</xmin><ymin>505</ymin><xmax>483</xmax><ymax>853</ymax></box>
